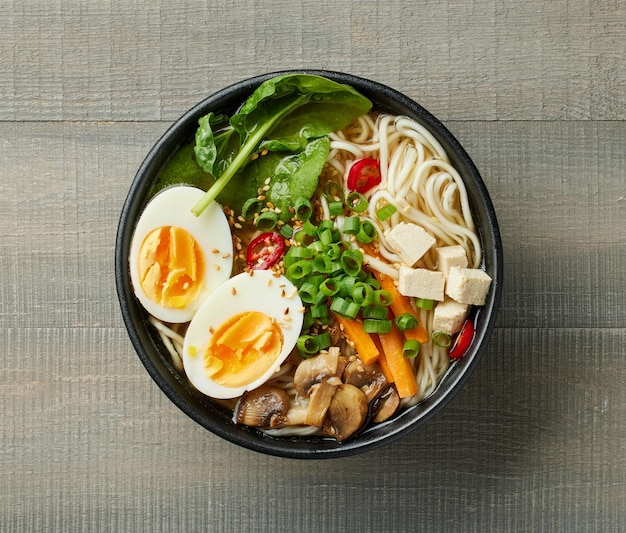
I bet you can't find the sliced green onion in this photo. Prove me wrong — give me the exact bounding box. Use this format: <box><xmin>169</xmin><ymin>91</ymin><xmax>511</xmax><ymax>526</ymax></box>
<box><xmin>330</xmin><ymin>260</ymin><xmax>344</xmax><ymax>276</ymax></box>
<box><xmin>279</xmin><ymin>224</ymin><xmax>294</xmax><ymax>239</ymax></box>
<box><xmin>315</xmin><ymin>332</ymin><xmax>332</xmax><ymax>350</ymax></box>
<box><xmin>319</xmin><ymin>228</ymin><xmax>334</xmax><ymax>247</ymax></box>
<box><xmin>297</xmin><ymin>335</ymin><xmax>319</xmax><ymax>357</ymax></box>
<box><xmin>330</xmin><ymin>297</ymin><xmax>360</xmax><ymax>319</ymax></box>
<box><xmin>395</xmin><ymin>313</ymin><xmax>418</xmax><ymax>331</ymax></box>
<box><xmin>375</xmin><ymin>203</ymin><xmax>397</xmax><ymax>221</ymax></box>
<box><xmin>295</xmin><ymin>197</ymin><xmax>313</xmax><ymax>221</ymax></box>
<box><xmin>308</xmin><ymin>274</ymin><xmax>325</xmax><ymax>288</ymax></box>
<box><xmin>302</xmin><ymin>312</ymin><xmax>315</xmax><ymax>331</ymax></box>
<box><xmin>241</xmin><ymin>198</ymin><xmax>263</xmax><ymax>220</ymax></box>
<box><xmin>403</xmin><ymin>339</ymin><xmax>421</xmax><ymax>358</ymax></box>
<box><xmin>318</xmin><ymin>219</ymin><xmax>334</xmax><ymax>233</ymax></box>
<box><xmin>307</xmin><ymin>240</ymin><xmax>324</xmax><ymax>254</ymax></box>
<box><xmin>416</xmin><ymin>298</ymin><xmax>434</xmax><ymax>310</ymax></box>
<box><xmin>337</xmin><ymin>276</ymin><xmax>358</xmax><ymax>297</ymax></box>
<box><xmin>361</xmin><ymin>305</ymin><xmax>388</xmax><ymax>320</ymax></box>
<box><xmin>343</xmin><ymin>216</ymin><xmax>361</xmax><ymax>235</ymax></box>
<box><xmin>352</xmin><ymin>282</ymin><xmax>374</xmax><ymax>306</ymax></box>
<box><xmin>293</xmin><ymin>228</ymin><xmax>309</xmax><ymax>244</ymax></box>
<box><xmin>328</xmin><ymin>200</ymin><xmax>344</xmax><ymax>217</ymax></box>
<box><xmin>317</xmin><ymin>315</ymin><xmax>333</xmax><ymax>325</ymax></box>
<box><xmin>341</xmin><ymin>249</ymin><xmax>363</xmax><ymax>276</ymax></box>
<box><xmin>313</xmin><ymin>254</ymin><xmax>332</xmax><ymax>273</ymax></box>
<box><xmin>432</xmin><ymin>331</ymin><xmax>452</xmax><ymax>348</ymax></box>
<box><xmin>302</xmin><ymin>220</ymin><xmax>318</xmax><ymax>236</ymax></box>
<box><xmin>313</xmin><ymin>289</ymin><xmax>327</xmax><ymax>305</ymax></box>
<box><xmin>346</xmin><ymin>191</ymin><xmax>368</xmax><ymax>212</ymax></box>
<box><xmin>287</xmin><ymin>259</ymin><xmax>313</xmax><ymax>280</ymax></box>
<box><xmin>254</xmin><ymin>210</ymin><xmax>278</xmax><ymax>231</ymax></box>
<box><xmin>325</xmin><ymin>242</ymin><xmax>342</xmax><ymax>261</ymax></box>
<box><xmin>298</xmin><ymin>282</ymin><xmax>319</xmax><ymax>304</ymax></box>
<box><xmin>310</xmin><ymin>303</ymin><xmax>328</xmax><ymax>318</ymax></box>
<box><xmin>319</xmin><ymin>278</ymin><xmax>340</xmax><ymax>296</ymax></box>
<box><xmin>363</xmin><ymin>319</ymin><xmax>392</xmax><ymax>334</ymax></box>
<box><xmin>324</xmin><ymin>181</ymin><xmax>344</xmax><ymax>201</ymax></box>
<box><xmin>286</xmin><ymin>246</ymin><xmax>314</xmax><ymax>260</ymax></box>
<box><xmin>356</xmin><ymin>220</ymin><xmax>377</xmax><ymax>243</ymax></box>
<box><xmin>373</xmin><ymin>289</ymin><xmax>393</xmax><ymax>307</ymax></box>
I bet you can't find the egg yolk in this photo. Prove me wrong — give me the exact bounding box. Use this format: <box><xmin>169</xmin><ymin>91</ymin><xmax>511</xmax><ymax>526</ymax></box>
<box><xmin>203</xmin><ymin>311</ymin><xmax>284</xmax><ymax>388</ymax></box>
<box><xmin>138</xmin><ymin>226</ymin><xmax>205</xmax><ymax>310</ymax></box>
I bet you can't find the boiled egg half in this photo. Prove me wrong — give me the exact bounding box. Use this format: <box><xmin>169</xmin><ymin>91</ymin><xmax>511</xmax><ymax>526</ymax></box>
<box><xmin>182</xmin><ymin>270</ymin><xmax>304</xmax><ymax>399</ymax></box>
<box><xmin>129</xmin><ymin>186</ymin><xmax>233</xmax><ymax>323</ymax></box>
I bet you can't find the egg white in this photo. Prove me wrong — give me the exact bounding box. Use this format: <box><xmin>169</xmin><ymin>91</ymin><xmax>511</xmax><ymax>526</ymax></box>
<box><xmin>129</xmin><ymin>186</ymin><xmax>233</xmax><ymax>323</ymax></box>
<box><xmin>182</xmin><ymin>271</ymin><xmax>304</xmax><ymax>399</ymax></box>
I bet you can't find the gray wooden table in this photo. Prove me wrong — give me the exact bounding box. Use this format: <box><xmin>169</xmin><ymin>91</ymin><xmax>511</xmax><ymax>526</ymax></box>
<box><xmin>1</xmin><ymin>1</ymin><xmax>624</xmax><ymax>531</ymax></box>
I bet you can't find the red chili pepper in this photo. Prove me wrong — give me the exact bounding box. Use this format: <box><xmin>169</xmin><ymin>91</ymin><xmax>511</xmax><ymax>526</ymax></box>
<box><xmin>246</xmin><ymin>232</ymin><xmax>285</xmax><ymax>270</ymax></box>
<box><xmin>347</xmin><ymin>158</ymin><xmax>381</xmax><ymax>193</ymax></box>
<box><xmin>448</xmin><ymin>318</ymin><xmax>475</xmax><ymax>359</ymax></box>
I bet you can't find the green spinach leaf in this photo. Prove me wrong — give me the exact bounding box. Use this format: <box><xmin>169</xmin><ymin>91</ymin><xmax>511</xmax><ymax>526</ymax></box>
<box><xmin>191</xmin><ymin>74</ymin><xmax>371</xmax><ymax>216</ymax></box>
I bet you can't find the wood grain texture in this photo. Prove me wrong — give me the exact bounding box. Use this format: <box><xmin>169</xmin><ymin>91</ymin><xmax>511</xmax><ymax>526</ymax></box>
<box><xmin>1</xmin><ymin>0</ymin><xmax>625</xmax><ymax>531</ymax></box>
<box><xmin>0</xmin><ymin>1</ymin><xmax>624</xmax><ymax>122</ymax></box>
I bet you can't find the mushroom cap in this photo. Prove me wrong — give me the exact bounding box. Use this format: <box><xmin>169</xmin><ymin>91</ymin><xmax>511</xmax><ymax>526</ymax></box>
<box><xmin>323</xmin><ymin>383</ymin><xmax>368</xmax><ymax>442</ymax></box>
<box><xmin>234</xmin><ymin>385</ymin><xmax>290</xmax><ymax>428</ymax></box>
<box><xmin>342</xmin><ymin>359</ymin><xmax>389</xmax><ymax>402</ymax></box>
<box><xmin>371</xmin><ymin>385</ymin><xmax>400</xmax><ymax>423</ymax></box>
<box><xmin>293</xmin><ymin>348</ymin><xmax>340</xmax><ymax>397</ymax></box>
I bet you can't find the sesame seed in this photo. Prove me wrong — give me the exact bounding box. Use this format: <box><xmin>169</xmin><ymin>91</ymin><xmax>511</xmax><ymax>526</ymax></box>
<box><xmin>222</xmin><ymin>253</ymin><xmax>231</xmax><ymax>259</ymax></box>
<box><xmin>209</xmin><ymin>326</ymin><xmax>215</xmax><ymax>334</ymax></box>
<box><xmin>283</xmin><ymin>307</ymin><xmax>290</xmax><ymax>315</ymax></box>
<box><xmin>267</xmin><ymin>278</ymin><xmax>272</xmax><ymax>287</ymax></box>
<box><xmin>231</xmin><ymin>287</ymin><xmax>237</xmax><ymax>295</ymax></box>
<box><xmin>213</xmin><ymin>264</ymin><xmax>221</xmax><ymax>271</ymax></box>
<box><xmin>234</xmin><ymin>222</ymin><xmax>242</xmax><ymax>229</ymax></box>
<box><xmin>250</xmin><ymin>153</ymin><xmax>259</xmax><ymax>161</ymax></box>
<box><xmin>261</xmin><ymin>149</ymin><xmax>269</xmax><ymax>156</ymax></box>
<box><xmin>211</xmin><ymin>248</ymin><xmax>220</xmax><ymax>254</ymax></box>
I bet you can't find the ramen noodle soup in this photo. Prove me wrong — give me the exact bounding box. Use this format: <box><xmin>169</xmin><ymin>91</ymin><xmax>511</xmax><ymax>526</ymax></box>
<box><xmin>129</xmin><ymin>76</ymin><xmax>492</xmax><ymax>442</ymax></box>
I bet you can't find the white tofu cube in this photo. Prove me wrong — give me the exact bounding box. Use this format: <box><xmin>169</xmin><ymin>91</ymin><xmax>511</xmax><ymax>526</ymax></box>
<box><xmin>385</xmin><ymin>222</ymin><xmax>436</xmax><ymax>266</ymax></box>
<box><xmin>436</xmin><ymin>245</ymin><xmax>468</xmax><ymax>276</ymax></box>
<box><xmin>445</xmin><ymin>266</ymin><xmax>492</xmax><ymax>305</ymax></box>
<box><xmin>432</xmin><ymin>298</ymin><xmax>469</xmax><ymax>335</ymax></box>
<box><xmin>398</xmin><ymin>266</ymin><xmax>445</xmax><ymax>301</ymax></box>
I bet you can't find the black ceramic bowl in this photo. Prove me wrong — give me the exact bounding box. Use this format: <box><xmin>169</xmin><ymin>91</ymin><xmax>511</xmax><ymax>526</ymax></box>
<box><xmin>115</xmin><ymin>70</ymin><xmax>502</xmax><ymax>459</ymax></box>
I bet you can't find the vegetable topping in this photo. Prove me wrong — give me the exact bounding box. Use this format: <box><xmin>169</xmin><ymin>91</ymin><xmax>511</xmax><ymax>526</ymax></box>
<box><xmin>448</xmin><ymin>318</ymin><xmax>475</xmax><ymax>359</ymax></box>
<box><xmin>246</xmin><ymin>232</ymin><xmax>285</xmax><ymax>270</ymax></box>
<box><xmin>347</xmin><ymin>158</ymin><xmax>381</xmax><ymax>193</ymax></box>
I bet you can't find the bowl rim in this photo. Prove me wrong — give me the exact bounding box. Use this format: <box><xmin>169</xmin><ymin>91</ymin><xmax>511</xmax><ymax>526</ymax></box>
<box><xmin>115</xmin><ymin>69</ymin><xmax>503</xmax><ymax>459</ymax></box>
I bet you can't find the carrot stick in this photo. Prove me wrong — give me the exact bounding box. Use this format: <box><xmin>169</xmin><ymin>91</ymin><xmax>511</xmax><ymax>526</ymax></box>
<box><xmin>372</xmin><ymin>270</ymin><xmax>430</xmax><ymax>344</ymax></box>
<box><xmin>377</xmin><ymin>325</ymin><xmax>418</xmax><ymax>398</ymax></box>
<box><xmin>334</xmin><ymin>314</ymin><xmax>380</xmax><ymax>365</ymax></box>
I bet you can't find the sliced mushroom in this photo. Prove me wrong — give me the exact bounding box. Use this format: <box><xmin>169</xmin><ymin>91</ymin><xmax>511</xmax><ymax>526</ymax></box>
<box><xmin>234</xmin><ymin>385</ymin><xmax>290</xmax><ymax>428</ymax></box>
<box><xmin>342</xmin><ymin>360</ymin><xmax>389</xmax><ymax>402</ymax></box>
<box><xmin>284</xmin><ymin>404</ymin><xmax>308</xmax><ymax>426</ymax></box>
<box><xmin>323</xmin><ymin>383</ymin><xmax>368</xmax><ymax>442</ymax></box>
<box><xmin>304</xmin><ymin>376</ymin><xmax>341</xmax><ymax>427</ymax></box>
<box><xmin>293</xmin><ymin>347</ymin><xmax>340</xmax><ymax>397</ymax></box>
<box><xmin>370</xmin><ymin>385</ymin><xmax>400</xmax><ymax>423</ymax></box>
